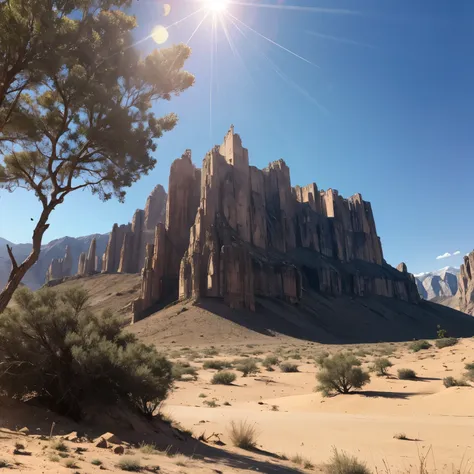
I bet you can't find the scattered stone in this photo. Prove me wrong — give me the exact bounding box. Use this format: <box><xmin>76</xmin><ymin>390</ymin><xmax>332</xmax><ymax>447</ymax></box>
<box><xmin>113</xmin><ymin>445</ymin><xmax>125</xmax><ymax>455</ymax></box>
<box><xmin>98</xmin><ymin>432</ymin><xmax>122</xmax><ymax>445</ymax></box>
<box><xmin>95</xmin><ymin>438</ymin><xmax>107</xmax><ymax>449</ymax></box>
<box><xmin>18</xmin><ymin>427</ymin><xmax>29</xmax><ymax>435</ymax></box>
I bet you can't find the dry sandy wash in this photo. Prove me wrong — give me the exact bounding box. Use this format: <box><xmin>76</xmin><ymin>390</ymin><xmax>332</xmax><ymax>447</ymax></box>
<box><xmin>2</xmin><ymin>337</ymin><xmax>472</xmax><ymax>473</ymax></box>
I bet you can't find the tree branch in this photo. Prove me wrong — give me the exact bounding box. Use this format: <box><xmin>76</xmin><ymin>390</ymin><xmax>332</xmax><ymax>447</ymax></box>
<box><xmin>6</xmin><ymin>245</ymin><xmax>18</xmax><ymax>269</ymax></box>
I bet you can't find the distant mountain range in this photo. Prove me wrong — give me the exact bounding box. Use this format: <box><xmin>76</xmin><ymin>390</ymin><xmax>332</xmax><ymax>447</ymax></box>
<box><xmin>414</xmin><ymin>266</ymin><xmax>460</xmax><ymax>300</ymax></box>
<box><xmin>0</xmin><ymin>234</ymin><xmax>109</xmax><ymax>290</ymax></box>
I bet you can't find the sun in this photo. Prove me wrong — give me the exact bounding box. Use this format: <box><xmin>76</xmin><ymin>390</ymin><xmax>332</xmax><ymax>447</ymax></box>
<box><xmin>205</xmin><ymin>0</ymin><xmax>228</xmax><ymax>12</ymax></box>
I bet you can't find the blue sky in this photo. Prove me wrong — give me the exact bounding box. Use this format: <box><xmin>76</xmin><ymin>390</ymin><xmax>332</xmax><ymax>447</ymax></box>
<box><xmin>1</xmin><ymin>0</ymin><xmax>473</xmax><ymax>275</ymax></box>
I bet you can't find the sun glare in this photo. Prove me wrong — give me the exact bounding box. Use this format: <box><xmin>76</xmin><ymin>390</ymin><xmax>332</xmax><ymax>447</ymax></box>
<box><xmin>206</xmin><ymin>0</ymin><xmax>228</xmax><ymax>12</ymax></box>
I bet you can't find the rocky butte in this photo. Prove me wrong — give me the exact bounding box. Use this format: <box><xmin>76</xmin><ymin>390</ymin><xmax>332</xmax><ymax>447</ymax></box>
<box><xmin>457</xmin><ymin>250</ymin><xmax>474</xmax><ymax>315</ymax></box>
<box><xmin>131</xmin><ymin>126</ymin><xmax>419</xmax><ymax>319</ymax></box>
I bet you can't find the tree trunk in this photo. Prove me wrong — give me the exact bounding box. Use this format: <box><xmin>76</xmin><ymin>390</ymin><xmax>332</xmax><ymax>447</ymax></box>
<box><xmin>0</xmin><ymin>205</ymin><xmax>53</xmax><ymax>313</ymax></box>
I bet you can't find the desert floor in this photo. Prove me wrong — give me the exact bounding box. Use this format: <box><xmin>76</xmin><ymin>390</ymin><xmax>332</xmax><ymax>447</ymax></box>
<box><xmin>0</xmin><ymin>337</ymin><xmax>473</xmax><ymax>473</ymax></box>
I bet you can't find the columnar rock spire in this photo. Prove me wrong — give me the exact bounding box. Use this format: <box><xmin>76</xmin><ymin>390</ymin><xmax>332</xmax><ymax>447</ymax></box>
<box><xmin>46</xmin><ymin>246</ymin><xmax>72</xmax><ymax>282</ymax></box>
<box><xmin>132</xmin><ymin>126</ymin><xmax>420</xmax><ymax>319</ymax></box>
<box><xmin>457</xmin><ymin>250</ymin><xmax>474</xmax><ymax>314</ymax></box>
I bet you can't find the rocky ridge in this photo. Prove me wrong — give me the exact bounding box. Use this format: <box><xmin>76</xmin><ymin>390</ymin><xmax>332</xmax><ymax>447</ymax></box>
<box><xmin>132</xmin><ymin>126</ymin><xmax>420</xmax><ymax>319</ymax></box>
<box><xmin>457</xmin><ymin>250</ymin><xmax>474</xmax><ymax>315</ymax></box>
<box><xmin>415</xmin><ymin>267</ymin><xmax>459</xmax><ymax>300</ymax></box>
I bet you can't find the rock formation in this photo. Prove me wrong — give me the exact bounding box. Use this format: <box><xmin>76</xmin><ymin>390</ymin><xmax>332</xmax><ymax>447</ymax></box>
<box><xmin>45</xmin><ymin>246</ymin><xmax>73</xmax><ymax>281</ymax></box>
<box><xmin>457</xmin><ymin>250</ymin><xmax>474</xmax><ymax>314</ymax></box>
<box><xmin>415</xmin><ymin>266</ymin><xmax>459</xmax><ymax>300</ymax></box>
<box><xmin>132</xmin><ymin>126</ymin><xmax>420</xmax><ymax>319</ymax></box>
<box><xmin>77</xmin><ymin>238</ymin><xmax>100</xmax><ymax>276</ymax></box>
<box><xmin>102</xmin><ymin>185</ymin><xmax>167</xmax><ymax>274</ymax></box>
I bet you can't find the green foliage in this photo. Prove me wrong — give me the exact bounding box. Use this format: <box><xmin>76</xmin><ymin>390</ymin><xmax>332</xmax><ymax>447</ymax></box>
<box><xmin>316</xmin><ymin>353</ymin><xmax>370</xmax><ymax>397</ymax></box>
<box><xmin>0</xmin><ymin>287</ymin><xmax>172</xmax><ymax>419</ymax></box>
<box><xmin>235</xmin><ymin>359</ymin><xmax>259</xmax><ymax>377</ymax></box>
<box><xmin>435</xmin><ymin>337</ymin><xmax>458</xmax><ymax>349</ymax></box>
<box><xmin>91</xmin><ymin>459</ymin><xmax>103</xmax><ymax>466</ymax></box>
<box><xmin>464</xmin><ymin>362</ymin><xmax>474</xmax><ymax>381</ymax></box>
<box><xmin>262</xmin><ymin>355</ymin><xmax>279</xmax><ymax>369</ymax></box>
<box><xmin>171</xmin><ymin>362</ymin><xmax>198</xmax><ymax>381</ymax></box>
<box><xmin>229</xmin><ymin>420</ymin><xmax>258</xmax><ymax>450</ymax></box>
<box><xmin>397</xmin><ymin>368</ymin><xmax>417</xmax><ymax>380</ymax></box>
<box><xmin>410</xmin><ymin>340</ymin><xmax>431</xmax><ymax>352</ymax></box>
<box><xmin>202</xmin><ymin>346</ymin><xmax>219</xmax><ymax>357</ymax></box>
<box><xmin>326</xmin><ymin>448</ymin><xmax>371</xmax><ymax>474</ymax></box>
<box><xmin>370</xmin><ymin>357</ymin><xmax>393</xmax><ymax>376</ymax></box>
<box><xmin>443</xmin><ymin>376</ymin><xmax>468</xmax><ymax>388</ymax></box>
<box><xmin>0</xmin><ymin>0</ymin><xmax>194</xmax><ymax>311</ymax></box>
<box><xmin>211</xmin><ymin>371</ymin><xmax>236</xmax><ymax>385</ymax></box>
<box><xmin>203</xmin><ymin>360</ymin><xmax>232</xmax><ymax>370</ymax></box>
<box><xmin>280</xmin><ymin>362</ymin><xmax>299</xmax><ymax>373</ymax></box>
<box><xmin>203</xmin><ymin>399</ymin><xmax>218</xmax><ymax>408</ymax></box>
<box><xmin>118</xmin><ymin>457</ymin><xmax>141</xmax><ymax>472</ymax></box>
<box><xmin>51</xmin><ymin>439</ymin><xmax>68</xmax><ymax>452</ymax></box>
<box><xmin>437</xmin><ymin>325</ymin><xmax>447</xmax><ymax>339</ymax></box>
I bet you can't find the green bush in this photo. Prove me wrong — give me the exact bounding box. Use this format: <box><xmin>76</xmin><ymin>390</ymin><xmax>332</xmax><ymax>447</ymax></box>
<box><xmin>118</xmin><ymin>457</ymin><xmax>141</xmax><ymax>472</ymax></box>
<box><xmin>316</xmin><ymin>353</ymin><xmax>370</xmax><ymax>397</ymax></box>
<box><xmin>203</xmin><ymin>360</ymin><xmax>232</xmax><ymax>370</ymax></box>
<box><xmin>410</xmin><ymin>340</ymin><xmax>431</xmax><ymax>352</ymax></box>
<box><xmin>370</xmin><ymin>357</ymin><xmax>393</xmax><ymax>376</ymax></box>
<box><xmin>437</xmin><ymin>325</ymin><xmax>447</xmax><ymax>339</ymax></box>
<box><xmin>443</xmin><ymin>376</ymin><xmax>468</xmax><ymax>388</ymax></box>
<box><xmin>464</xmin><ymin>362</ymin><xmax>474</xmax><ymax>381</ymax></box>
<box><xmin>211</xmin><ymin>371</ymin><xmax>236</xmax><ymax>385</ymax></box>
<box><xmin>397</xmin><ymin>368</ymin><xmax>417</xmax><ymax>380</ymax></box>
<box><xmin>235</xmin><ymin>359</ymin><xmax>259</xmax><ymax>377</ymax></box>
<box><xmin>435</xmin><ymin>337</ymin><xmax>458</xmax><ymax>349</ymax></box>
<box><xmin>0</xmin><ymin>287</ymin><xmax>173</xmax><ymax>420</ymax></box>
<box><xmin>262</xmin><ymin>355</ymin><xmax>279</xmax><ymax>369</ymax></box>
<box><xmin>325</xmin><ymin>448</ymin><xmax>370</xmax><ymax>474</ymax></box>
<box><xmin>280</xmin><ymin>362</ymin><xmax>299</xmax><ymax>373</ymax></box>
<box><xmin>172</xmin><ymin>362</ymin><xmax>198</xmax><ymax>381</ymax></box>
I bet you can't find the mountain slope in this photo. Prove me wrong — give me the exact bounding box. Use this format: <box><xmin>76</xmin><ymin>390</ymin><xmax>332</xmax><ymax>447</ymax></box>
<box><xmin>415</xmin><ymin>267</ymin><xmax>459</xmax><ymax>300</ymax></box>
<box><xmin>0</xmin><ymin>233</ymin><xmax>108</xmax><ymax>290</ymax></box>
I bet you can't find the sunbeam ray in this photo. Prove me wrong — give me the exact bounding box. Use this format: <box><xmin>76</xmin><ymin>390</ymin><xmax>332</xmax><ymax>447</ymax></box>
<box><xmin>227</xmin><ymin>13</ymin><xmax>326</xmax><ymax>113</ymax></box>
<box><xmin>166</xmin><ymin>7</ymin><xmax>204</xmax><ymax>29</ymax></box>
<box><xmin>229</xmin><ymin>1</ymin><xmax>359</xmax><ymax>16</ymax></box>
<box><xmin>209</xmin><ymin>13</ymin><xmax>216</xmax><ymax>138</ymax></box>
<box><xmin>187</xmin><ymin>11</ymin><xmax>210</xmax><ymax>44</ymax></box>
<box><xmin>306</xmin><ymin>31</ymin><xmax>375</xmax><ymax>49</ymax></box>
<box><xmin>227</xmin><ymin>12</ymin><xmax>318</xmax><ymax>67</ymax></box>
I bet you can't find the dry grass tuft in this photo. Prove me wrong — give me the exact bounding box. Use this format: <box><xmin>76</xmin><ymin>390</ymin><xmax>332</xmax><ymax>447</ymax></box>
<box><xmin>229</xmin><ymin>420</ymin><xmax>258</xmax><ymax>450</ymax></box>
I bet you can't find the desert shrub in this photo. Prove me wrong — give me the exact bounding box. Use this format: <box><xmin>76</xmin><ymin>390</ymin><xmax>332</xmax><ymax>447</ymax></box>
<box><xmin>172</xmin><ymin>362</ymin><xmax>198</xmax><ymax>381</ymax></box>
<box><xmin>393</xmin><ymin>432</ymin><xmax>408</xmax><ymax>440</ymax></box>
<box><xmin>64</xmin><ymin>459</ymin><xmax>78</xmax><ymax>469</ymax></box>
<box><xmin>211</xmin><ymin>371</ymin><xmax>236</xmax><ymax>385</ymax></box>
<box><xmin>465</xmin><ymin>362</ymin><xmax>474</xmax><ymax>381</ymax></box>
<box><xmin>280</xmin><ymin>362</ymin><xmax>299</xmax><ymax>373</ymax></box>
<box><xmin>262</xmin><ymin>355</ymin><xmax>279</xmax><ymax>369</ymax></box>
<box><xmin>397</xmin><ymin>368</ymin><xmax>417</xmax><ymax>380</ymax></box>
<box><xmin>91</xmin><ymin>459</ymin><xmax>103</xmax><ymax>466</ymax></box>
<box><xmin>410</xmin><ymin>340</ymin><xmax>431</xmax><ymax>352</ymax></box>
<box><xmin>203</xmin><ymin>360</ymin><xmax>232</xmax><ymax>370</ymax></box>
<box><xmin>370</xmin><ymin>357</ymin><xmax>393</xmax><ymax>376</ymax></box>
<box><xmin>139</xmin><ymin>442</ymin><xmax>158</xmax><ymax>454</ymax></box>
<box><xmin>229</xmin><ymin>420</ymin><xmax>258</xmax><ymax>450</ymax></box>
<box><xmin>443</xmin><ymin>376</ymin><xmax>468</xmax><ymax>388</ymax></box>
<box><xmin>203</xmin><ymin>399</ymin><xmax>218</xmax><ymax>408</ymax></box>
<box><xmin>0</xmin><ymin>287</ymin><xmax>173</xmax><ymax>420</ymax></box>
<box><xmin>51</xmin><ymin>439</ymin><xmax>68</xmax><ymax>452</ymax></box>
<box><xmin>0</xmin><ymin>460</ymin><xmax>10</xmax><ymax>468</ymax></box>
<box><xmin>291</xmin><ymin>453</ymin><xmax>314</xmax><ymax>469</ymax></box>
<box><xmin>316</xmin><ymin>353</ymin><xmax>370</xmax><ymax>396</ymax></box>
<box><xmin>314</xmin><ymin>351</ymin><xmax>330</xmax><ymax>366</ymax></box>
<box><xmin>435</xmin><ymin>337</ymin><xmax>458</xmax><ymax>349</ymax></box>
<box><xmin>326</xmin><ymin>448</ymin><xmax>370</xmax><ymax>474</ymax></box>
<box><xmin>118</xmin><ymin>457</ymin><xmax>141</xmax><ymax>472</ymax></box>
<box><xmin>202</xmin><ymin>346</ymin><xmax>219</xmax><ymax>357</ymax></box>
<box><xmin>437</xmin><ymin>325</ymin><xmax>447</xmax><ymax>339</ymax></box>
<box><xmin>235</xmin><ymin>358</ymin><xmax>259</xmax><ymax>377</ymax></box>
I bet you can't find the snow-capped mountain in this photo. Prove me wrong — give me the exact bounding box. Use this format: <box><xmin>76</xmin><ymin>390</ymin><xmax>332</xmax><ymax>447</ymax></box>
<box><xmin>415</xmin><ymin>266</ymin><xmax>460</xmax><ymax>300</ymax></box>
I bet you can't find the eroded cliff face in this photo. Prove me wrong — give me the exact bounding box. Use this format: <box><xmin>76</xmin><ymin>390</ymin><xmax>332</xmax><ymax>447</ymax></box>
<box><xmin>46</xmin><ymin>246</ymin><xmax>72</xmax><ymax>282</ymax></box>
<box><xmin>101</xmin><ymin>185</ymin><xmax>167</xmax><ymax>275</ymax></box>
<box><xmin>132</xmin><ymin>126</ymin><xmax>419</xmax><ymax>319</ymax></box>
<box><xmin>457</xmin><ymin>250</ymin><xmax>474</xmax><ymax>314</ymax></box>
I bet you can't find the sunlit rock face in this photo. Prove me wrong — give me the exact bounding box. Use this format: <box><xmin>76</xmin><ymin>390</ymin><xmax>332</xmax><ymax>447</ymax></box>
<box><xmin>132</xmin><ymin>126</ymin><xmax>420</xmax><ymax>318</ymax></box>
<box><xmin>457</xmin><ymin>251</ymin><xmax>474</xmax><ymax>315</ymax></box>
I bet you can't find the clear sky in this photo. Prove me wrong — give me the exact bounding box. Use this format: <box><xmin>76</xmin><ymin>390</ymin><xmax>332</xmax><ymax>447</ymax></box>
<box><xmin>1</xmin><ymin>0</ymin><xmax>473</xmax><ymax>275</ymax></box>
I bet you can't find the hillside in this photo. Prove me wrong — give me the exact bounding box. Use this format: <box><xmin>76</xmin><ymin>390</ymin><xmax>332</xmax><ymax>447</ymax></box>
<box><xmin>44</xmin><ymin>273</ymin><xmax>474</xmax><ymax>344</ymax></box>
<box><xmin>415</xmin><ymin>266</ymin><xmax>459</xmax><ymax>300</ymax></box>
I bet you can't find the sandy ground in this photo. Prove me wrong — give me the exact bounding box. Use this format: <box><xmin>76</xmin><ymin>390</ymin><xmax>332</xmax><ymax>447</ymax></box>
<box><xmin>160</xmin><ymin>337</ymin><xmax>474</xmax><ymax>473</ymax></box>
<box><xmin>1</xmin><ymin>336</ymin><xmax>473</xmax><ymax>473</ymax></box>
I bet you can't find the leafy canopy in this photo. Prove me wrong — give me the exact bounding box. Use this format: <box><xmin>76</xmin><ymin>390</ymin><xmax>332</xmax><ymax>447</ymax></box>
<box><xmin>0</xmin><ymin>287</ymin><xmax>173</xmax><ymax>419</ymax></box>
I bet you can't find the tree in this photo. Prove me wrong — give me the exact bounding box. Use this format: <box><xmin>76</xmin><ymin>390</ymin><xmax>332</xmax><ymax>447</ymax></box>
<box><xmin>316</xmin><ymin>353</ymin><xmax>370</xmax><ymax>397</ymax></box>
<box><xmin>0</xmin><ymin>0</ymin><xmax>194</xmax><ymax>312</ymax></box>
<box><xmin>0</xmin><ymin>286</ymin><xmax>173</xmax><ymax>420</ymax></box>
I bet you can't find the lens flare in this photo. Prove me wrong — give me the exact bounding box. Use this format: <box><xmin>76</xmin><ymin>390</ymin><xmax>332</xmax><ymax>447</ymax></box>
<box><xmin>151</xmin><ymin>25</ymin><xmax>169</xmax><ymax>44</ymax></box>
<box><xmin>206</xmin><ymin>0</ymin><xmax>228</xmax><ymax>12</ymax></box>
